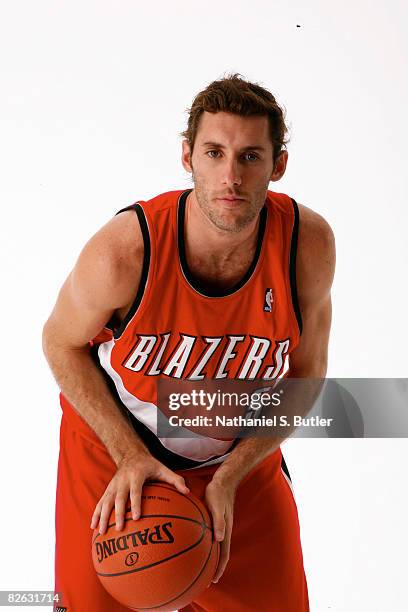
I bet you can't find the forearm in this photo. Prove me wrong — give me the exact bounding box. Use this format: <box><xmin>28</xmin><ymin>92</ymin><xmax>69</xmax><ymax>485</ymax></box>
<box><xmin>43</xmin><ymin>338</ymin><xmax>149</xmax><ymax>466</ymax></box>
<box><xmin>211</xmin><ymin>436</ymin><xmax>283</xmax><ymax>490</ymax></box>
<box><xmin>212</xmin><ymin>374</ymin><xmax>325</xmax><ymax>490</ymax></box>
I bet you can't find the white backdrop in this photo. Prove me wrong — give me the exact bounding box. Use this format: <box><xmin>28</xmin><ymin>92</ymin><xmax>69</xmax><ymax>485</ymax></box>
<box><xmin>1</xmin><ymin>1</ymin><xmax>407</xmax><ymax>610</ymax></box>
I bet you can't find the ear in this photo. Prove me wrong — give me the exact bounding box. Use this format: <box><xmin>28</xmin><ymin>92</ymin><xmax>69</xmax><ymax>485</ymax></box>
<box><xmin>181</xmin><ymin>139</ymin><xmax>193</xmax><ymax>173</ymax></box>
<box><xmin>270</xmin><ymin>150</ymin><xmax>288</xmax><ymax>182</ymax></box>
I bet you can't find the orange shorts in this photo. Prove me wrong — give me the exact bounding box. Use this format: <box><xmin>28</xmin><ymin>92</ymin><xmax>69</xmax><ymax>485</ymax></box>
<box><xmin>54</xmin><ymin>406</ymin><xmax>309</xmax><ymax>611</ymax></box>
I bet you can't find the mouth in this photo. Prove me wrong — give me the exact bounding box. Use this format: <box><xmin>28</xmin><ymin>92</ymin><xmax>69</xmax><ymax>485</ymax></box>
<box><xmin>216</xmin><ymin>197</ymin><xmax>245</xmax><ymax>207</ymax></box>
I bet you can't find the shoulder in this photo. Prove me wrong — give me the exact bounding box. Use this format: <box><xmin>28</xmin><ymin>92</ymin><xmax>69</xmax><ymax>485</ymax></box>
<box><xmin>86</xmin><ymin>208</ymin><xmax>143</xmax><ymax>277</ymax></box>
<box><xmin>295</xmin><ymin>202</ymin><xmax>336</xmax><ymax>301</ymax></box>
<box><xmin>296</xmin><ymin>202</ymin><xmax>335</xmax><ymax>254</ymax></box>
<box><xmin>71</xmin><ymin>207</ymin><xmax>144</xmax><ymax>310</ymax></box>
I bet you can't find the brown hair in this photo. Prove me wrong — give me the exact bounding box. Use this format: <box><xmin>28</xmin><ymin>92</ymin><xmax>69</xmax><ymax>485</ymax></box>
<box><xmin>181</xmin><ymin>73</ymin><xmax>290</xmax><ymax>165</ymax></box>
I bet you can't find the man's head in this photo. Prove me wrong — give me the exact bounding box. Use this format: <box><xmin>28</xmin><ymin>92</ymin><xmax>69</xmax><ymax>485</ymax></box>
<box><xmin>181</xmin><ymin>74</ymin><xmax>289</xmax><ymax>234</ymax></box>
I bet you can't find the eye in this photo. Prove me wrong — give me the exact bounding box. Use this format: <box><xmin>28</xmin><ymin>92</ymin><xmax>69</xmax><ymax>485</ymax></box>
<box><xmin>207</xmin><ymin>150</ymin><xmax>221</xmax><ymax>159</ymax></box>
<box><xmin>242</xmin><ymin>152</ymin><xmax>259</xmax><ymax>162</ymax></box>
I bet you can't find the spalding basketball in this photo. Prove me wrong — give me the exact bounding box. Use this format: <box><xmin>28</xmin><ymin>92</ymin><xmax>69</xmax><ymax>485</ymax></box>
<box><xmin>92</xmin><ymin>482</ymin><xmax>219</xmax><ymax>611</ymax></box>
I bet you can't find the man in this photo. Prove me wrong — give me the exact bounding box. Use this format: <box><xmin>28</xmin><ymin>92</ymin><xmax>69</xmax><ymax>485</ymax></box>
<box><xmin>43</xmin><ymin>73</ymin><xmax>335</xmax><ymax>611</ymax></box>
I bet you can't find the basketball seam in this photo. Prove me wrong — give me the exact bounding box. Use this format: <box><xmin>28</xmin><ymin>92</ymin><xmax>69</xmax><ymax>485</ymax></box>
<box><xmin>94</xmin><ymin>522</ymin><xmax>208</xmax><ymax>578</ymax></box>
<box><xmin>131</xmin><ymin>529</ymin><xmax>217</xmax><ymax>610</ymax></box>
<box><xmin>92</xmin><ymin>513</ymin><xmax>212</xmax><ymax>544</ymax></box>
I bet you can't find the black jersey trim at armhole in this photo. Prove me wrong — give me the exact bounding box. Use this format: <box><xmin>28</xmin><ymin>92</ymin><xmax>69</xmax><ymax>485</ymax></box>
<box><xmin>289</xmin><ymin>198</ymin><xmax>303</xmax><ymax>336</ymax></box>
<box><xmin>178</xmin><ymin>189</ymin><xmax>267</xmax><ymax>298</ymax></box>
<box><xmin>113</xmin><ymin>203</ymin><xmax>151</xmax><ymax>340</ymax></box>
<box><xmin>281</xmin><ymin>452</ymin><xmax>292</xmax><ymax>482</ymax></box>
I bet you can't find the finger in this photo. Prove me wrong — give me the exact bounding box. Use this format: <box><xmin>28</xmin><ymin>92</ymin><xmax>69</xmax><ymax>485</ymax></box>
<box><xmin>115</xmin><ymin>492</ymin><xmax>128</xmax><ymax>531</ymax></box>
<box><xmin>213</xmin><ymin>522</ymin><xmax>232</xmax><ymax>583</ymax></box>
<box><xmin>207</xmin><ymin>501</ymin><xmax>225</xmax><ymax>542</ymax></box>
<box><xmin>212</xmin><ymin>540</ymin><xmax>229</xmax><ymax>583</ymax></box>
<box><xmin>90</xmin><ymin>502</ymin><xmax>102</xmax><ymax>530</ymax></box>
<box><xmin>98</xmin><ymin>496</ymin><xmax>115</xmax><ymax>535</ymax></box>
<box><xmin>130</xmin><ymin>480</ymin><xmax>143</xmax><ymax>521</ymax></box>
<box><xmin>159</xmin><ymin>467</ymin><xmax>190</xmax><ymax>494</ymax></box>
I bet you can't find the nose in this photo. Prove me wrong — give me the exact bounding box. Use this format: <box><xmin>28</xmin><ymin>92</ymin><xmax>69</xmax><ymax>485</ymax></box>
<box><xmin>222</xmin><ymin>157</ymin><xmax>242</xmax><ymax>187</ymax></box>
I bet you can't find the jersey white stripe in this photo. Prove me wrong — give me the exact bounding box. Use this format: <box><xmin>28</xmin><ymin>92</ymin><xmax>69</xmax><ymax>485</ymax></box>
<box><xmin>281</xmin><ymin>467</ymin><xmax>296</xmax><ymax>501</ymax></box>
<box><xmin>98</xmin><ymin>339</ymin><xmax>233</xmax><ymax>462</ymax></box>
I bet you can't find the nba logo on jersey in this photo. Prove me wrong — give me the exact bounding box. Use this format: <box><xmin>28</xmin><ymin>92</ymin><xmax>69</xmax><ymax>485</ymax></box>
<box><xmin>263</xmin><ymin>288</ymin><xmax>274</xmax><ymax>312</ymax></box>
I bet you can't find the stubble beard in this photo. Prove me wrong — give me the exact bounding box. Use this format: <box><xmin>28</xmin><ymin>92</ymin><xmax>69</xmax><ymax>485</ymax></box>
<box><xmin>191</xmin><ymin>172</ymin><xmax>269</xmax><ymax>234</ymax></box>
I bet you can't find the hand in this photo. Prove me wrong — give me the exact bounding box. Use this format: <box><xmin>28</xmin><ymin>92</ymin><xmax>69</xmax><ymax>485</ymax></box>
<box><xmin>204</xmin><ymin>478</ymin><xmax>236</xmax><ymax>584</ymax></box>
<box><xmin>90</xmin><ymin>452</ymin><xmax>190</xmax><ymax>534</ymax></box>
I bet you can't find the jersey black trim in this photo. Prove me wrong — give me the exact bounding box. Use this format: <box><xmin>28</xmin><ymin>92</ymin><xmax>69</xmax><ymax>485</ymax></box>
<box><xmin>281</xmin><ymin>452</ymin><xmax>292</xmax><ymax>482</ymax></box>
<box><xmin>289</xmin><ymin>198</ymin><xmax>303</xmax><ymax>336</ymax></box>
<box><xmin>112</xmin><ymin>203</ymin><xmax>151</xmax><ymax>340</ymax></box>
<box><xmin>126</xmin><ymin>410</ymin><xmax>239</xmax><ymax>471</ymax></box>
<box><xmin>177</xmin><ymin>189</ymin><xmax>268</xmax><ymax>298</ymax></box>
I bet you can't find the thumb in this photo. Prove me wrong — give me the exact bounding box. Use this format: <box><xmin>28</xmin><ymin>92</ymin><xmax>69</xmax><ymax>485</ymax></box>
<box><xmin>206</xmin><ymin>498</ymin><xmax>225</xmax><ymax>542</ymax></box>
<box><xmin>160</xmin><ymin>467</ymin><xmax>190</xmax><ymax>494</ymax></box>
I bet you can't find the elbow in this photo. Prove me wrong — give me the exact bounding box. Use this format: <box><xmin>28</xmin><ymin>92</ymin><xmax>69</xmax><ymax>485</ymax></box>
<box><xmin>42</xmin><ymin>317</ymin><xmax>57</xmax><ymax>361</ymax></box>
<box><xmin>42</xmin><ymin>321</ymin><xmax>51</xmax><ymax>359</ymax></box>
<box><xmin>290</xmin><ymin>357</ymin><xmax>328</xmax><ymax>379</ymax></box>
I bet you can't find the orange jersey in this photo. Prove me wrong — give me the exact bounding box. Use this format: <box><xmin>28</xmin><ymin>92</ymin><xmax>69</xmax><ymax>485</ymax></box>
<box><xmin>60</xmin><ymin>188</ymin><xmax>303</xmax><ymax>469</ymax></box>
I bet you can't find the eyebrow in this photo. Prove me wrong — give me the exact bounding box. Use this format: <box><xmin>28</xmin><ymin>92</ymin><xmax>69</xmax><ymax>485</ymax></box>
<box><xmin>201</xmin><ymin>141</ymin><xmax>266</xmax><ymax>152</ymax></box>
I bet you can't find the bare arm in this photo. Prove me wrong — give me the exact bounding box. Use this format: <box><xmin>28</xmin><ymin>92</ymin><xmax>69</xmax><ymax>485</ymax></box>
<box><xmin>42</xmin><ymin>210</ymin><xmax>148</xmax><ymax>464</ymax></box>
<box><xmin>211</xmin><ymin>204</ymin><xmax>336</xmax><ymax>485</ymax></box>
<box><xmin>43</xmin><ymin>210</ymin><xmax>189</xmax><ymax>532</ymax></box>
<box><xmin>206</xmin><ymin>204</ymin><xmax>336</xmax><ymax>583</ymax></box>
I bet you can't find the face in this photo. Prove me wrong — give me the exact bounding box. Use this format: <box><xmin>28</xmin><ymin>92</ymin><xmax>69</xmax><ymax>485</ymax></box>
<box><xmin>182</xmin><ymin>111</ymin><xmax>288</xmax><ymax>233</ymax></box>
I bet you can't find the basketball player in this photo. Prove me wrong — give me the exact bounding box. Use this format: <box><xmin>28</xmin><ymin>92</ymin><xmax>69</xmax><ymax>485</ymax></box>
<box><xmin>43</xmin><ymin>74</ymin><xmax>335</xmax><ymax>611</ymax></box>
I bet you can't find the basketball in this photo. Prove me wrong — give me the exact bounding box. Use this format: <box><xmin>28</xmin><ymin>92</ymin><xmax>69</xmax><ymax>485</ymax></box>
<box><xmin>91</xmin><ymin>482</ymin><xmax>220</xmax><ymax>611</ymax></box>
